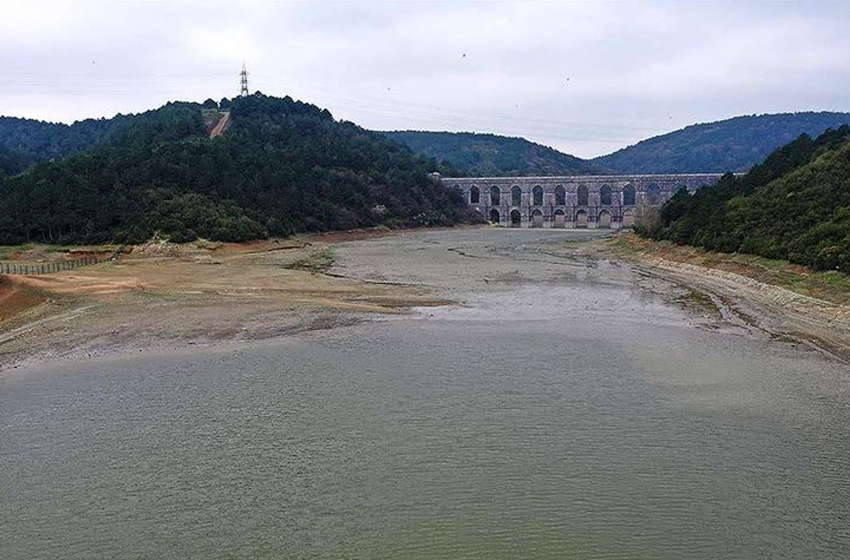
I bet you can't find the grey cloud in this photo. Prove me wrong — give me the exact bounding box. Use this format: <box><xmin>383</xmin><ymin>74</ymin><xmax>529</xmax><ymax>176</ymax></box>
<box><xmin>1</xmin><ymin>1</ymin><xmax>848</xmax><ymax>157</ymax></box>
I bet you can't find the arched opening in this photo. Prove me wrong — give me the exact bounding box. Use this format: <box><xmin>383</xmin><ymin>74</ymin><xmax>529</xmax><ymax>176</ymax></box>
<box><xmin>490</xmin><ymin>186</ymin><xmax>500</xmax><ymax>206</ymax></box>
<box><xmin>646</xmin><ymin>183</ymin><xmax>662</xmax><ymax>205</ymax></box>
<box><xmin>555</xmin><ymin>185</ymin><xmax>566</xmax><ymax>206</ymax></box>
<box><xmin>530</xmin><ymin>209</ymin><xmax>543</xmax><ymax>228</ymax></box>
<box><xmin>510</xmin><ymin>209</ymin><xmax>522</xmax><ymax>228</ymax></box>
<box><xmin>470</xmin><ymin>186</ymin><xmax>480</xmax><ymax>204</ymax></box>
<box><xmin>553</xmin><ymin>209</ymin><xmax>566</xmax><ymax>228</ymax></box>
<box><xmin>598</xmin><ymin>210</ymin><xmax>612</xmax><ymax>228</ymax></box>
<box><xmin>622</xmin><ymin>184</ymin><xmax>636</xmax><ymax>206</ymax></box>
<box><xmin>489</xmin><ymin>209</ymin><xmax>500</xmax><ymax>224</ymax></box>
<box><xmin>511</xmin><ymin>185</ymin><xmax>522</xmax><ymax>206</ymax></box>
<box><xmin>532</xmin><ymin>185</ymin><xmax>543</xmax><ymax>206</ymax></box>
<box><xmin>575</xmin><ymin>209</ymin><xmax>588</xmax><ymax>228</ymax></box>
<box><xmin>621</xmin><ymin>209</ymin><xmax>636</xmax><ymax>228</ymax></box>
<box><xmin>600</xmin><ymin>185</ymin><xmax>612</xmax><ymax>206</ymax></box>
<box><xmin>577</xmin><ymin>185</ymin><xmax>589</xmax><ymax>206</ymax></box>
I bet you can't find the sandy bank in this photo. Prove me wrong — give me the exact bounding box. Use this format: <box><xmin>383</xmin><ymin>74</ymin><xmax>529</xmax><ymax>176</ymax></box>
<box><xmin>610</xmin><ymin>235</ymin><xmax>850</xmax><ymax>363</ymax></box>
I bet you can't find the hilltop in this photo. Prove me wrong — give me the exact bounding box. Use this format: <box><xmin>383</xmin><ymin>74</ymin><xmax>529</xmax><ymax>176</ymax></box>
<box><xmin>381</xmin><ymin>130</ymin><xmax>607</xmax><ymax>176</ymax></box>
<box><xmin>0</xmin><ymin>95</ymin><xmax>475</xmax><ymax>245</ymax></box>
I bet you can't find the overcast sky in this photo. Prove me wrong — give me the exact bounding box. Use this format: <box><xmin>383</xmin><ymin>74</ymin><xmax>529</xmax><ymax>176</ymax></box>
<box><xmin>2</xmin><ymin>1</ymin><xmax>849</xmax><ymax>158</ymax></box>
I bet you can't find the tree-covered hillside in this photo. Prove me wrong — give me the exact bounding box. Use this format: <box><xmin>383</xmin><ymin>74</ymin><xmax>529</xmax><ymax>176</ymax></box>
<box><xmin>382</xmin><ymin>131</ymin><xmax>606</xmax><ymax>176</ymax></box>
<box><xmin>0</xmin><ymin>115</ymin><xmax>126</xmax><ymax>163</ymax></box>
<box><xmin>644</xmin><ymin>126</ymin><xmax>850</xmax><ymax>272</ymax></box>
<box><xmin>0</xmin><ymin>146</ymin><xmax>30</xmax><ymax>180</ymax></box>
<box><xmin>0</xmin><ymin>94</ymin><xmax>474</xmax><ymax>245</ymax></box>
<box><xmin>594</xmin><ymin>112</ymin><xmax>850</xmax><ymax>173</ymax></box>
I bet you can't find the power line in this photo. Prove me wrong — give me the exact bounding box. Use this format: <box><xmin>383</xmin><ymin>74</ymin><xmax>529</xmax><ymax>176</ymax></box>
<box><xmin>0</xmin><ymin>69</ymin><xmax>669</xmax><ymax>143</ymax></box>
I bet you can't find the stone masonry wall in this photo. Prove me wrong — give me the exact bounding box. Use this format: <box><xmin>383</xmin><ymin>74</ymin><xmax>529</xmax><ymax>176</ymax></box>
<box><xmin>442</xmin><ymin>173</ymin><xmax>724</xmax><ymax>229</ymax></box>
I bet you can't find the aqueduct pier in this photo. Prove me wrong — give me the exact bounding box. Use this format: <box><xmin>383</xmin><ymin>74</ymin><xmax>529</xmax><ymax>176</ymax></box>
<box><xmin>443</xmin><ymin>174</ymin><xmax>724</xmax><ymax>229</ymax></box>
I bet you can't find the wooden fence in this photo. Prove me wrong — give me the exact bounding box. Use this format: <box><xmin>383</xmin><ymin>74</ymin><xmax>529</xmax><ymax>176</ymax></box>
<box><xmin>0</xmin><ymin>256</ymin><xmax>109</xmax><ymax>276</ymax></box>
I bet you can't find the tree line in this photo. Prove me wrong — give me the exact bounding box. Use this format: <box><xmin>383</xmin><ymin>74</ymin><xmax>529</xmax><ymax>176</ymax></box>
<box><xmin>641</xmin><ymin>126</ymin><xmax>850</xmax><ymax>272</ymax></box>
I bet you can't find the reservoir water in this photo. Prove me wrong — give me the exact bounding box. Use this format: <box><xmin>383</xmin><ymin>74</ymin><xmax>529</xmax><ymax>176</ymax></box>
<box><xmin>2</xmin><ymin>229</ymin><xmax>849</xmax><ymax>559</ymax></box>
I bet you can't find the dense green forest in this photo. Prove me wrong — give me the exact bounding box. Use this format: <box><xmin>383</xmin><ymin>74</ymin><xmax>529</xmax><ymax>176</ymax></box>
<box><xmin>594</xmin><ymin>112</ymin><xmax>850</xmax><ymax>173</ymax></box>
<box><xmin>382</xmin><ymin>131</ymin><xmax>606</xmax><ymax>176</ymax></box>
<box><xmin>643</xmin><ymin>126</ymin><xmax>850</xmax><ymax>272</ymax></box>
<box><xmin>0</xmin><ymin>146</ymin><xmax>30</xmax><ymax>180</ymax></box>
<box><xmin>0</xmin><ymin>115</ymin><xmax>125</xmax><ymax>163</ymax></box>
<box><xmin>0</xmin><ymin>95</ymin><xmax>476</xmax><ymax>245</ymax></box>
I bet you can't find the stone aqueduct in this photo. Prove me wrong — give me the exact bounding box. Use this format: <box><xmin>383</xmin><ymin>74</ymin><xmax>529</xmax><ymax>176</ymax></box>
<box><xmin>443</xmin><ymin>174</ymin><xmax>724</xmax><ymax>229</ymax></box>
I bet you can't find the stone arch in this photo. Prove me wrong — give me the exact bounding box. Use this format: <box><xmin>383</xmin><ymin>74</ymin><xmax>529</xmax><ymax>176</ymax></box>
<box><xmin>621</xmin><ymin>209</ymin><xmax>636</xmax><ymax>228</ymax></box>
<box><xmin>489</xmin><ymin>209</ymin><xmax>500</xmax><ymax>224</ymax></box>
<box><xmin>490</xmin><ymin>185</ymin><xmax>500</xmax><ymax>206</ymax></box>
<box><xmin>598</xmin><ymin>209</ymin><xmax>612</xmax><ymax>228</ymax></box>
<box><xmin>530</xmin><ymin>209</ymin><xmax>543</xmax><ymax>228</ymax></box>
<box><xmin>511</xmin><ymin>185</ymin><xmax>522</xmax><ymax>206</ymax></box>
<box><xmin>510</xmin><ymin>209</ymin><xmax>522</xmax><ymax>228</ymax></box>
<box><xmin>555</xmin><ymin>185</ymin><xmax>566</xmax><ymax>206</ymax></box>
<box><xmin>575</xmin><ymin>209</ymin><xmax>588</xmax><ymax>228</ymax></box>
<box><xmin>577</xmin><ymin>185</ymin><xmax>589</xmax><ymax>206</ymax></box>
<box><xmin>646</xmin><ymin>183</ymin><xmax>662</xmax><ymax>204</ymax></box>
<box><xmin>622</xmin><ymin>184</ymin><xmax>636</xmax><ymax>206</ymax></box>
<box><xmin>600</xmin><ymin>185</ymin><xmax>612</xmax><ymax>206</ymax></box>
<box><xmin>532</xmin><ymin>185</ymin><xmax>544</xmax><ymax>206</ymax></box>
<box><xmin>470</xmin><ymin>185</ymin><xmax>480</xmax><ymax>204</ymax></box>
<box><xmin>553</xmin><ymin>208</ymin><xmax>566</xmax><ymax>228</ymax></box>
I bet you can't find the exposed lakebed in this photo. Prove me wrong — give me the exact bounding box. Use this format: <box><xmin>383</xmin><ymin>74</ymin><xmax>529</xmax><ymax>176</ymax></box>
<box><xmin>2</xmin><ymin>229</ymin><xmax>849</xmax><ymax>559</ymax></box>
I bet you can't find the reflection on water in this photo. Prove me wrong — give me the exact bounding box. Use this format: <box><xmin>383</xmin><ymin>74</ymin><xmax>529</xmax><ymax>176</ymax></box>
<box><xmin>2</xmin><ymin>230</ymin><xmax>850</xmax><ymax>559</ymax></box>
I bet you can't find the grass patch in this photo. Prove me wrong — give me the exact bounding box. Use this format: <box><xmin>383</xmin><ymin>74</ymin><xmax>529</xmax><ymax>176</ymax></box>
<box><xmin>610</xmin><ymin>233</ymin><xmax>850</xmax><ymax>306</ymax></box>
<box><xmin>285</xmin><ymin>248</ymin><xmax>337</xmax><ymax>274</ymax></box>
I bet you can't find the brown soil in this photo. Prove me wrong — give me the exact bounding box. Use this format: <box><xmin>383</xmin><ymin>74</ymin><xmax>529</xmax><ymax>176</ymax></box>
<box><xmin>0</xmin><ymin>231</ymin><xmax>448</xmax><ymax>371</ymax></box>
<box><xmin>209</xmin><ymin>111</ymin><xmax>230</xmax><ymax>138</ymax></box>
<box><xmin>0</xmin><ymin>279</ymin><xmax>45</xmax><ymax>323</ymax></box>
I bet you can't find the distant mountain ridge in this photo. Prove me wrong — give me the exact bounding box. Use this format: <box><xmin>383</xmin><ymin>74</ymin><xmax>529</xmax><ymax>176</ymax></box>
<box><xmin>381</xmin><ymin>130</ymin><xmax>608</xmax><ymax>177</ymax></box>
<box><xmin>0</xmin><ymin>115</ymin><xmax>124</xmax><ymax>163</ymax></box>
<box><xmin>6</xmin><ymin>110</ymin><xmax>850</xmax><ymax>181</ymax></box>
<box><xmin>592</xmin><ymin>111</ymin><xmax>850</xmax><ymax>173</ymax></box>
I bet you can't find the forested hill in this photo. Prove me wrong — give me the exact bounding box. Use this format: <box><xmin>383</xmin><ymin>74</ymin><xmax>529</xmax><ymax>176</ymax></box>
<box><xmin>0</xmin><ymin>146</ymin><xmax>30</xmax><ymax>180</ymax></box>
<box><xmin>382</xmin><ymin>131</ymin><xmax>607</xmax><ymax>176</ymax></box>
<box><xmin>644</xmin><ymin>126</ymin><xmax>850</xmax><ymax>272</ymax></box>
<box><xmin>593</xmin><ymin>112</ymin><xmax>850</xmax><ymax>173</ymax></box>
<box><xmin>0</xmin><ymin>115</ymin><xmax>124</xmax><ymax>163</ymax></box>
<box><xmin>0</xmin><ymin>94</ymin><xmax>474</xmax><ymax>245</ymax></box>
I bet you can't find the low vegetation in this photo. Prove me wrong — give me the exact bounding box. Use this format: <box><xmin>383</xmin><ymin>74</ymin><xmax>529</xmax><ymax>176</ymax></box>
<box><xmin>285</xmin><ymin>248</ymin><xmax>337</xmax><ymax>274</ymax></box>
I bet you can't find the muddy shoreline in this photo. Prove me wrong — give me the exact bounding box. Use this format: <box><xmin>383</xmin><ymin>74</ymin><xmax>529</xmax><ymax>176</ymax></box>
<box><xmin>610</xmin><ymin>235</ymin><xmax>850</xmax><ymax>363</ymax></box>
<box><xmin>3</xmin><ymin>227</ymin><xmax>850</xmax><ymax>372</ymax></box>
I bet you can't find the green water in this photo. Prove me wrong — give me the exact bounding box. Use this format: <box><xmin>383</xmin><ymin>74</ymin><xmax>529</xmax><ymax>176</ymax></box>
<box><xmin>2</xmin><ymin>230</ymin><xmax>849</xmax><ymax>559</ymax></box>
